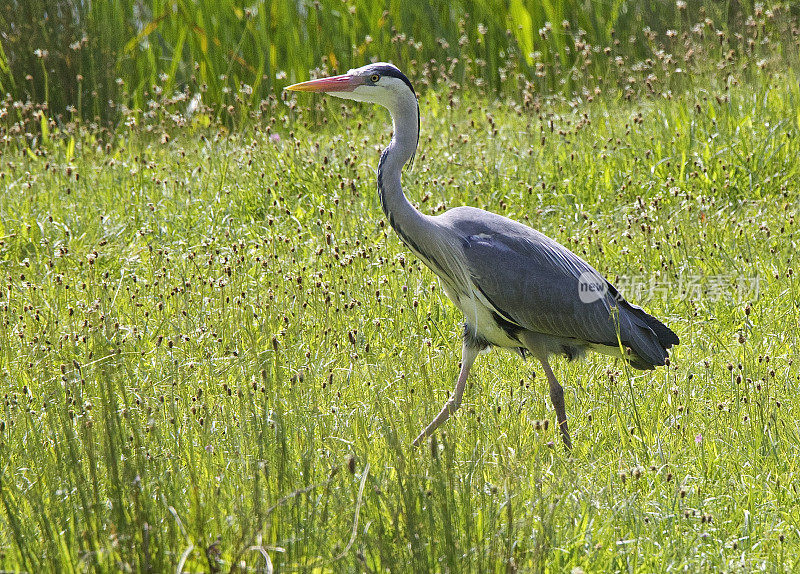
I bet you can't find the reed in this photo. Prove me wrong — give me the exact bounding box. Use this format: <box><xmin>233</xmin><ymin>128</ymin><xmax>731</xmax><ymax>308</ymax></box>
<box><xmin>0</xmin><ymin>0</ymin><xmax>791</xmax><ymax>125</ymax></box>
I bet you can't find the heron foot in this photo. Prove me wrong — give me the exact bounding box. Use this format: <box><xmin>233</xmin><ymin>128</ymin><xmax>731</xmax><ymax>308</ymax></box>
<box><xmin>536</xmin><ymin>354</ymin><xmax>573</xmax><ymax>452</ymax></box>
<box><xmin>558</xmin><ymin>420</ymin><xmax>573</xmax><ymax>451</ymax></box>
<box><xmin>412</xmin><ymin>401</ymin><xmax>457</xmax><ymax>447</ymax></box>
<box><xmin>412</xmin><ymin>343</ymin><xmax>480</xmax><ymax>448</ymax></box>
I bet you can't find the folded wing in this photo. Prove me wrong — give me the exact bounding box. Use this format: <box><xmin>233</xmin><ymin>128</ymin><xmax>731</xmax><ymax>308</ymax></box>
<box><xmin>439</xmin><ymin>207</ymin><xmax>679</xmax><ymax>368</ymax></box>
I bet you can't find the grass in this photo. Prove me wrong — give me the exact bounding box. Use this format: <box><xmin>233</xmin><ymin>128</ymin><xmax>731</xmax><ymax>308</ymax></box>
<box><xmin>2</xmin><ymin>37</ymin><xmax>800</xmax><ymax>572</ymax></box>
<box><xmin>0</xmin><ymin>0</ymin><xmax>790</xmax><ymax>124</ymax></box>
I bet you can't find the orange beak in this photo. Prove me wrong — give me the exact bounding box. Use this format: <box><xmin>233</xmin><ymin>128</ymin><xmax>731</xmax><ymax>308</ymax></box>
<box><xmin>285</xmin><ymin>73</ymin><xmax>363</xmax><ymax>93</ymax></box>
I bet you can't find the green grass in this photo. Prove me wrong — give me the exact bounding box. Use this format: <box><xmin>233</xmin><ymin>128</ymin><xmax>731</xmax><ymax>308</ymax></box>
<box><xmin>0</xmin><ymin>0</ymin><xmax>791</xmax><ymax>124</ymax></box>
<box><xmin>2</xmin><ymin>58</ymin><xmax>800</xmax><ymax>571</ymax></box>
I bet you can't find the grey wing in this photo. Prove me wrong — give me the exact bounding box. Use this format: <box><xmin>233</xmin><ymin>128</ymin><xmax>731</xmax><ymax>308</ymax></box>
<box><xmin>441</xmin><ymin>208</ymin><xmax>678</xmax><ymax>367</ymax></box>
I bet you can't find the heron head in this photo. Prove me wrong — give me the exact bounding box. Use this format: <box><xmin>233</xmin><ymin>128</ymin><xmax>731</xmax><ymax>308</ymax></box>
<box><xmin>286</xmin><ymin>62</ymin><xmax>420</xmax><ymax>168</ymax></box>
<box><xmin>285</xmin><ymin>62</ymin><xmax>416</xmax><ymax>108</ymax></box>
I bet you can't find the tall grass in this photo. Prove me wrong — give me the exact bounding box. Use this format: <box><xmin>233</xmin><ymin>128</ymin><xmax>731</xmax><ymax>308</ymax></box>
<box><xmin>1</xmin><ymin>21</ymin><xmax>800</xmax><ymax>567</ymax></box>
<box><xmin>0</xmin><ymin>0</ymin><xmax>794</xmax><ymax>126</ymax></box>
<box><xmin>0</xmin><ymin>1</ymin><xmax>799</xmax><ymax>571</ymax></box>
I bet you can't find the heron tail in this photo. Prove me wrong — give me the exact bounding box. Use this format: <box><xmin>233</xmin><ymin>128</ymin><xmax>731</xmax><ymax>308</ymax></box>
<box><xmin>619</xmin><ymin>301</ymin><xmax>680</xmax><ymax>370</ymax></box>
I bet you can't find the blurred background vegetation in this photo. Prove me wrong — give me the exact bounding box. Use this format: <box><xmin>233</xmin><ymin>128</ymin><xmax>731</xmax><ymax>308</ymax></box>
<box><xmin>0</xmin><ymin>0</ymin><xmax>797</xmax><ymax>127</ymax></box>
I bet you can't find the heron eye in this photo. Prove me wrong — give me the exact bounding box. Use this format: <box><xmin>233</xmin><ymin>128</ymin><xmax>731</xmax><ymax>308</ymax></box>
<box><xmin>370</xmin><ymin>74</ymin><xmax>380</xmax><ymax>83</ymax></box>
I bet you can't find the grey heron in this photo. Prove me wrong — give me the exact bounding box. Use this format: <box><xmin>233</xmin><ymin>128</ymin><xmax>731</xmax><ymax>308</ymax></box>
<box><xmin>286</xmin><ymin>63</ymin><xmax>679</xmax><ymax>449</ymax></box>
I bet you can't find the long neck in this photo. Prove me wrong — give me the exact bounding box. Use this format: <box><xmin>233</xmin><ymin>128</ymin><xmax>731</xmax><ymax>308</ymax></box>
<box><xmin>375</xmin><ymin>91</ymin><xmax>469</xmax><ymax>299</ymax></box>
<box><xmin>377</xmin><ymin>92</ymin><xmax>427</xmax><ymax>247</ymax></box>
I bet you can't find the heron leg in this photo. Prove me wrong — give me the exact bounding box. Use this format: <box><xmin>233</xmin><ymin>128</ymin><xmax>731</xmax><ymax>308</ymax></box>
<box><xmin>539</xmin><ymin>357</ymin><xmax>573</xmax><ymax>450</ymax></box>
<box><xmin>412</xmin><ymin>343</ymin><xmax>479</xmax><ymax>446</ymax></box>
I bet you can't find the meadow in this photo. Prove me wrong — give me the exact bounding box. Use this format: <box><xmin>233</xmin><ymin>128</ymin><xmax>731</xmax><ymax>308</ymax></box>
<box><xmin>2</xmin><ymin>2</ymin><xmax>800</xmax><ymax>573</ymax></box>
